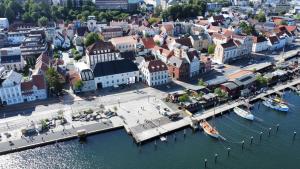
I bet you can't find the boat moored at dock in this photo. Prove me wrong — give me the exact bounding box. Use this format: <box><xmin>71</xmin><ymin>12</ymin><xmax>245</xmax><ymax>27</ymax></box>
<box><xmin>233</xmin><ymin>107</ymin><xmax>254</xmax><ymax>120</ymax></box>
<box><xmin>263</xmin><ymin>99</ymin><xmax>289</xmax><ymax>112</ymax></box>
<box><xmin>200</xmin><ymin>120</ymin><xmax>220</xmax><ymax>139</ymax></box>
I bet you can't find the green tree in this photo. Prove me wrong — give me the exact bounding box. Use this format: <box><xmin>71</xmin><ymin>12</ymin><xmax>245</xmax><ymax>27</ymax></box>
<box><xmin>214</xmin><ymin>87</ymin><xmax>228</xmax><ymax>98</ymax></box>
<box><xmin>22</xmin><ymin>12</ymin><xmax>32</xmax><ymax>22</ymax></box>
<box><xmin>208</xmin><ymin>44</ymin><xmax>216</xmax><ymax>54</ymax></box>
<box><xmin>67</xmin><ymin>0</ymin><xmax>73</xmax><ymax>9</ymax></box>
<box><xmin>38</xmin><ymin>16</ymin><xmax>49</xmax><ymax>27</ymax></box>
<box><xmin>255</xmin><ymin>11</ymin><xmax>266</xmax><ymax>22</ymax></box>
<box><xmin>256</xmin><ymin>74</ymin><xmax>268</xmax><ymax>86</ymax></box>
<box><xmin>178</xmin><ymin>94</ymin><xmax>189</xmax><ymax>102</ymax></box>
<box><xmin>46</xmin><ymin>68</ymin><xmax>63</xmax><ymax>94</ymax></box>
<box><xmin>198</xmin><ymin>79</ymin><xmax>207</xmax><ymax>87</ymax></box>
<box><xmin>74</xmin><ymin>53</ymin><xmax>82</xmax><ymax>61</ymax></box>
<box><xmin>74</xmin><ymin>79</ymin><xmax>84</xmax><ymax>91</ymax></box>
<box><xmin>53</xmin><ymin>52</ymin><xmax>60</xmax><ymax>59</ymax></box>
<box><xmin>148</xmin><ymin>17</ymin><xmax>161</xmax><ymax>25</ymax></box>
<box><xmin>280</xmin><ymin>20</ymin><xmax>288</xmax><ymax>25</ymax></box>
<box><xmin>84</xmin><ymin>32</ymin><xmax>101</xmax><ymax>47</ymax></box>
<box><xmin>4</xmin><ymin>7</ymin><xmax>15</xmax><ymax>22</ymax></box>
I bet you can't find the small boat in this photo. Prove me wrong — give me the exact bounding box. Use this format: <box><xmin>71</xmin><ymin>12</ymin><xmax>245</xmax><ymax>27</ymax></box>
<box><xmin>200</xmin><ymin>120</ymin><xmax>220</xmax><ymax>139</ymax></box>
<box><xmin>160</xmin><ymin>136</ymin><xmax>167</xmax><ymax>142</ymax></box>
<box><xmin>263</xmin><ymin>99</ymin><xmax>289</xmax><ymax>112</ymax></box>
<box><xmin>233</xmin><ymin>107</ymin><xmax>254</xmax><ymax>121</ymax></box>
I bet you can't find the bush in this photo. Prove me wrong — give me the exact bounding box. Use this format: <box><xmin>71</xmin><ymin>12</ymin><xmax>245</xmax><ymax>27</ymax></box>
<box><xmin>178</xmin><ymin>94</ymin><xmax>189</xmax><ymax>102</ymax></box>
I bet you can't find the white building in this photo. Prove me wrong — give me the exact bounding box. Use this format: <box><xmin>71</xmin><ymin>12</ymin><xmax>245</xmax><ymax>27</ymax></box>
<box><xmin>0</xmin><ymin>68</ymin><xmax>23</xmax><ymax>105</ymax></box>
<box><xmin>214</xmin><ymin>40</ymin><xmax>238</xmax><ymax>64</ymax></box>
<box><xmin>252</xmin><ymin>36</ymin><xmax>269</xmax><ymax>52</ymax></box>
<box><xmin>185</xmin><ymin>49</ymin><xmax>200</xmax><ymax>78</ymax></box>
<box><xmin>74</xmin><ymin>62</ymin><xmax>96</xmax><ymax>92</ymax></box>
<box><xmin>7</xmin><ymin>32</ymin><xmax>26</xmax><ymax>45</ymax></box>
<box><xmin>21</xmin><ymin>74</ymin><xmax>47</xmax><ymax>102</ymax></box>
<box><xmin>86</xmin><ymin>40</ymin><xmax>120</xmax><ymax>68</ymax></box>
<box><xmin>110</xmin><ymin>36</ymin><xmax>138</xmax><ymax>52</ymax></box>
<box><xmin>0</xmin><ymin>47</ymin><xmax>24</xmax><ymax>71</ymax></box>
<box><xmin>139</xmin><ymin>59</ymin><xmax>169</xmax><ymax>86</ymax></box>
<box><xmin>0</xmin><ymin>18</ymin><xmax>9</xmax><ymax>29</ymax></box>
<box><xmin>93</xmin><ymin>59</ymin><xmax>139</xmax><ymax>89</ymax></box>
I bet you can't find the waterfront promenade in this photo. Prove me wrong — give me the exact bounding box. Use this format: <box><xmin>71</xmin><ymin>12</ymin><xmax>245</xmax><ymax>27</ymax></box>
<box><xmin>0</xmin><ymin>118</ymin><xmax>123</xmax><ymax>155</ymax></box>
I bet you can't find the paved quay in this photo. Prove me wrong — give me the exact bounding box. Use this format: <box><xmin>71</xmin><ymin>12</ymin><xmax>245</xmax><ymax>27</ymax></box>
<box><xmin>0</xmin><ymin>119</ymin><xmax>123</xmax><ymax>155</ymax></box>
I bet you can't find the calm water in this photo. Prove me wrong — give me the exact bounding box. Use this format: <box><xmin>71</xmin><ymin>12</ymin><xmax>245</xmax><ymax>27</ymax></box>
<box><xmin>1</xmin><ymin>92</ymin><xmax>300</xmax><ymax>169</ymax></box>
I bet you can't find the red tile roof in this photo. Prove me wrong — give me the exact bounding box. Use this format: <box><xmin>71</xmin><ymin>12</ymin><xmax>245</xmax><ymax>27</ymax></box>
<box><xmin>147</xmin><ymin>60</ymin><xmax>168</xmax><ymax>73</ymax></box>
<box><xmin>141</xmin><ymin>38</ymin><xmax>155</xmax><ymax>49</ymax></box>
<box><xmin>32</xmin><ymin>74</ymin><xmax>46</xmax><ymax>90</ymax></box>
<box><xmin>21</xmin><ymin>81</ymin><xmax>33</xmax><ymax>91</ymax></box>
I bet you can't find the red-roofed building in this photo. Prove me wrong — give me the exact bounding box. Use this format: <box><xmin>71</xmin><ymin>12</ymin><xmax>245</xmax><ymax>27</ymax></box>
<box><xmin>139</xmin><ymin>59</ymin><xmax>170</xmax><ymax>86</ymax></box>
<box><xmin>152</xmin><ymin>46</ymin><xmax>174</xmax><ymax>63</ymax></box>
<box><xmin>21</xmin><ymin>74</ymin><xmax>47</xmax><ymax>102</ymax></box>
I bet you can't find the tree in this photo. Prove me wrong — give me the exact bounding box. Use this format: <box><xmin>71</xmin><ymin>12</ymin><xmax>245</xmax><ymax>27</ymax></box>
<box><xmin>239</xmin><ymin>21</ymin><xmax>256</xmax><ymax>35</ymax></box>
<box><xmin>4</xmin><ymin>7</ymin><xmax>15</xmax><ymax>22</ymax></box>
<box><xmin>148</xmin><ymin>17</ymin><xmax>161</xmax><ymax>25</ymax></box>
<box><xmin>208</xmin><ymin>44</ymin><xmax>216</xmax><ymax>54</ymax></box>
<box><xmin>46</xmin><ymin>68</ymin><xmax>63</xmax><ymax>94</ymax></box>
<box><xmin>255</xmin><ymin>11</ymin><xmax>266</xmax><ymax>22</ymax></box>
<box><xmin>84</xmin><ymin>32</ymin><xmax>101</xmax><ymax>47</ymax></box>
<box><xmin>22</xmin><ymin>12</ymin><xmax>32</xmax><ymax>22</ymax></box>
<box><xmin>280</xmin><ymin>20</ymin><xmax>288</xmax><ymax>25</ymax></box>
<box><xmin>214</xmin><ymin>87</ymin><xmax>228</xmax><ymax>98</ymax></box>
<box><xmin>38</xmin><ymin>16</ymin><xmax>49</xmax><ymax>27</ymax></box>
<box><xmin>198</xmin><ymin>79</ymin><xmax>207</xmax><ymax>87</ymax></box>
<box><xmin>53</xmin><ymin>52</ymin><xmax>60</xmax><ymax>59</ymax></box>
<box><xmin>155</xmin><ymin>40</ymin><xmax>160</xmax><ymax>46</ymax></box>
<box><xmin>74</xmin><ymin>79</ymin><xmax>84</xmax><ymax>91</ymax></box>
<box><xmin>67</xmin><ymin>0</ymin><xmax>73</xmax><ymax>9</ymax></box>
<box><xmin>74</xmin><ymin>53</ymin><xmax>82</xmax><ymax>61</ymax></box>
<box><xmin>256</xmin><ymin>74</ymin><xmax>268</xmax><ymax>86</ymax></box>
<box><xmin>178</xmin><ymin>94</ymin><xmax>189</xmax><ymax>102</ymax></box>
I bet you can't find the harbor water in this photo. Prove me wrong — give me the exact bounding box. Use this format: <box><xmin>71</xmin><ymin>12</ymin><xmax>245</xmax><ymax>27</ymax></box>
<box><xmin>0</xmin><ymin>91</ymin><xmax>300</xmax><ymax>169</ymax></box>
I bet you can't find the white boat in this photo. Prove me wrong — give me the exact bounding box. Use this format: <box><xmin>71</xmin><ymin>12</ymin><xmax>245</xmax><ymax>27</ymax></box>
<box><xmin>200</xmin><ymin>120</ymin><xmax>220</xmax><ymax>139</ymax></box>
<box><xmin>160</xmin><ymin>136</ymin><xmax>167</xmax><ymax>142</ymax></box>
<box><xmin>233</xmin><ymin>107</ymin><xmax>254</xmax><ymax>121</ymax></box>
<box><xmin>263</xmin><ymin>99</ymin><xmax>289</xmax><ymax>112</ymax></box>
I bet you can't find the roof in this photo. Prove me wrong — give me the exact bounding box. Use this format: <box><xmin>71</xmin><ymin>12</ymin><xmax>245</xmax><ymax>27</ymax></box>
<box><xmin>161</xmin><ymin>23</ymin><xmax>174</xmax><ymax>32</ymax></box>
<box><xmin>253</xmin><ymin>36</ymin><xmax>267</xmax><ymax>43</ymax></box>
<box><xmin>21</xmin><ymin>81</ymin><xmax>33</xmax><ymax>91</ymax></box>
<box><xmin>168</xmin><ymin>56</ymin><xmax>186</xmax><ymax>68</ymax></box>
<box><xmin>213</xmin><ymin>15</ymin><xmax>225</xmax><ymax>21</ymax></box>
<box><xmin>268</xmin><ymin>36</ymin><xmax>279</xmax><ymax>45</ymax></box>
<box><xmin>141</xmin><ymin>38</ymin><xmax>155</xmax><ymax>49</ymax></box>
<box><xmin>221</xmin><ymin>39</ymin><xmax>237</xmax><ymax>48</ymax></box>
<box><xmin>32</xmin><ymin>74</ymin><xmax>46</xmax><ymax>90</ymax></box>
<box><xmin>76</xmin><ymin>27</ymin><xmax>89</xmax><ymax>36</ymax></box>
<box><xmin>102</xmin><ymin>26</ymin><xmax>122</xmax><ymax>32</ymax></box>
<box><xmin>68</xmin><ymin>70</ymin><xmax>81</xmax><ymax>86</ymax></box>
<box><xmin>147</xmin><ymin>60</ymin><xmax>168</xmax><ymax>73</ymax></box>
<box><xmin>175</xmin><ymin>38</ymin><xmax>193</xmax><ymax>48</ymax></box>
<box><xmin>86</xmin><ymin>40</ymin><xmax>116</xmax><ymax>55</ymax></box>
<box><xmin>221</xmin><ymin>81</ymin><xmax>240</xmax><ymax>90</ymax></box>
<box><xmin>93</xmin><ymin>59</ymin><xmax>138</xmax><ymax>77</ymax></box>
<box><xmin>110</xmin><ymin>36</ymin><xmax>138</xmax><ymax>44</ymax></box>
<box><xmin>152</xmin><ymin>46</ymin><xmax>174</xmax><ymax>58</ymax></box>
<box><xmin>120</xmin><ymin>51</ymin><xmax>136</xmax><ymax>60</ymax></box>
<box><xmin>227</xmin><ymin>70</ymin><xmax>253</xmax><ymax>80</ymax></box>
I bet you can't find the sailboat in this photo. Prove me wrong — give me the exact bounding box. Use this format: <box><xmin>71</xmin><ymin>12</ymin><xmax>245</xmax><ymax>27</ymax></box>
<box><xmin>233</xmin><ymin>107</ymin><xmax>254</xmax><ymax>120</ymax></box>
<box><xmin>200</xmin><ymin>120</ymin><xmax>220</xmax><ymax>139</ymax></box>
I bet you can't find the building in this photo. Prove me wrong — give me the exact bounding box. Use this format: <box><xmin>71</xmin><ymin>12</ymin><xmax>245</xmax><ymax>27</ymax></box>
<box><xmin>152</xmin><ymin>46</ymin><xmax>174</xmax><ymax>63</ymax></box>
<box><xmin>94</xmin><ymin>0</ymin><xmax>128</xmax><ymax>10</ymax></box>
<box><xmin>214</xmin><ymin>40</ymin><xmax>237</xmax><ymax>64</ymax></box>
<box><xmin>0</xmin><ymin>68</ymin><xmax>23</xmax><ymax>105</ymax></box>
<box><xmin>0</xmin><ymin>47</ymin><xmax>24</xmax><ymax>71</ymax></box>
<box><xmin>110</xmin><ymin>36</ymin><xmax>138</xmax><ymax>52</ymax></box>
<box><xmin>72</xmin><ymin>62</ymin><xmax>96</xmax><ymax>92</ymax></box>
<box><xmin>86</xmin><ymin>40</ymin><xmax>120</xmax><ymax>68</ymax></box>
<box><xmin>21</xmin><ymin>74</ymin><xmax>47</xmax><ymax>102</ymax></box>
<box><xmin>252</xmin><ymin>36</ymin><xmax>268</xmax><ymax>52</ymax></box>
<box><xmin>93</xmin><ymin>59</ymin><xmax>139</xmax><ymax>89</ymax></box>
<box><xmin>101</xmin><ymin>26</ymin><xmax>123</xmax><ymax>40</ymax></box>
<box><xmin>0</xmin><ymin>33</ymin><xmax>8</xmax><ymax>48</ymax></box>
<box><xmin>168</xmin><ymin>56</ymin><xmax>189</xmax><ymax>81</ymax></box>
<box><xmin>0</xmin><ymin>18</ymin><xmax>9</xmax><ymax>29</ymax></box>
<box><xmin>189</xmin><ymin>33</ymin><xmax>211</xmax><ymax>51</ymax></box>
<box><xmin>20</xmin><ymin>34</ymin><xmax>48</xmax><ymax>59</ymax></box>
<box><xmin>160</xmin><ymin>23</ymin><xmax>174</xmax><ymax>36</ymax></box>
<box><xmin>7</xmin><ymin>32</ymin><xmax>27</xmax><ymax>45</ymax></box>
<box><xmin>267</xmin><ymin>36</ymin><xmax>283</xmax><ymax>50</ymax></box>
<box><xmin>139</xmin><ymin>59</ymin><xmax>169</xmax><ymax>86</ymax></box>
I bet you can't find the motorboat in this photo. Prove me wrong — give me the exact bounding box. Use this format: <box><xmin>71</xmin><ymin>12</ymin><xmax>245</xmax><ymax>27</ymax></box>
<box><xmin>263</xmin><ymin>99</ymin><xmax>289</xmax><ymax>112</ymax></box>
<box><xmin>160</xmin><ymin>136</ymin><xmax>167</xmax><ymax>142</ymax></box>
<box><xmin>233</xmin><ymin>107</ymin><xmax>254</xmax><ymax>121</ymax></box>
<box><xmin>200</xmin><ymin>120</ymin><xmax>220</xmax><ymax>139</ymax></box>
<box><xmin>273</xmin><ymin>97</ymin><xmax>288</xmax><ymax>105</ymax></box>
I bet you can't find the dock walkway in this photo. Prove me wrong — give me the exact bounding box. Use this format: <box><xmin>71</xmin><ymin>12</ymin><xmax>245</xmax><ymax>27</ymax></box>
<box><xmin>0</xmin><ymin>121</ymin><xmax>123</xmax><ymax>155</ymax></box>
